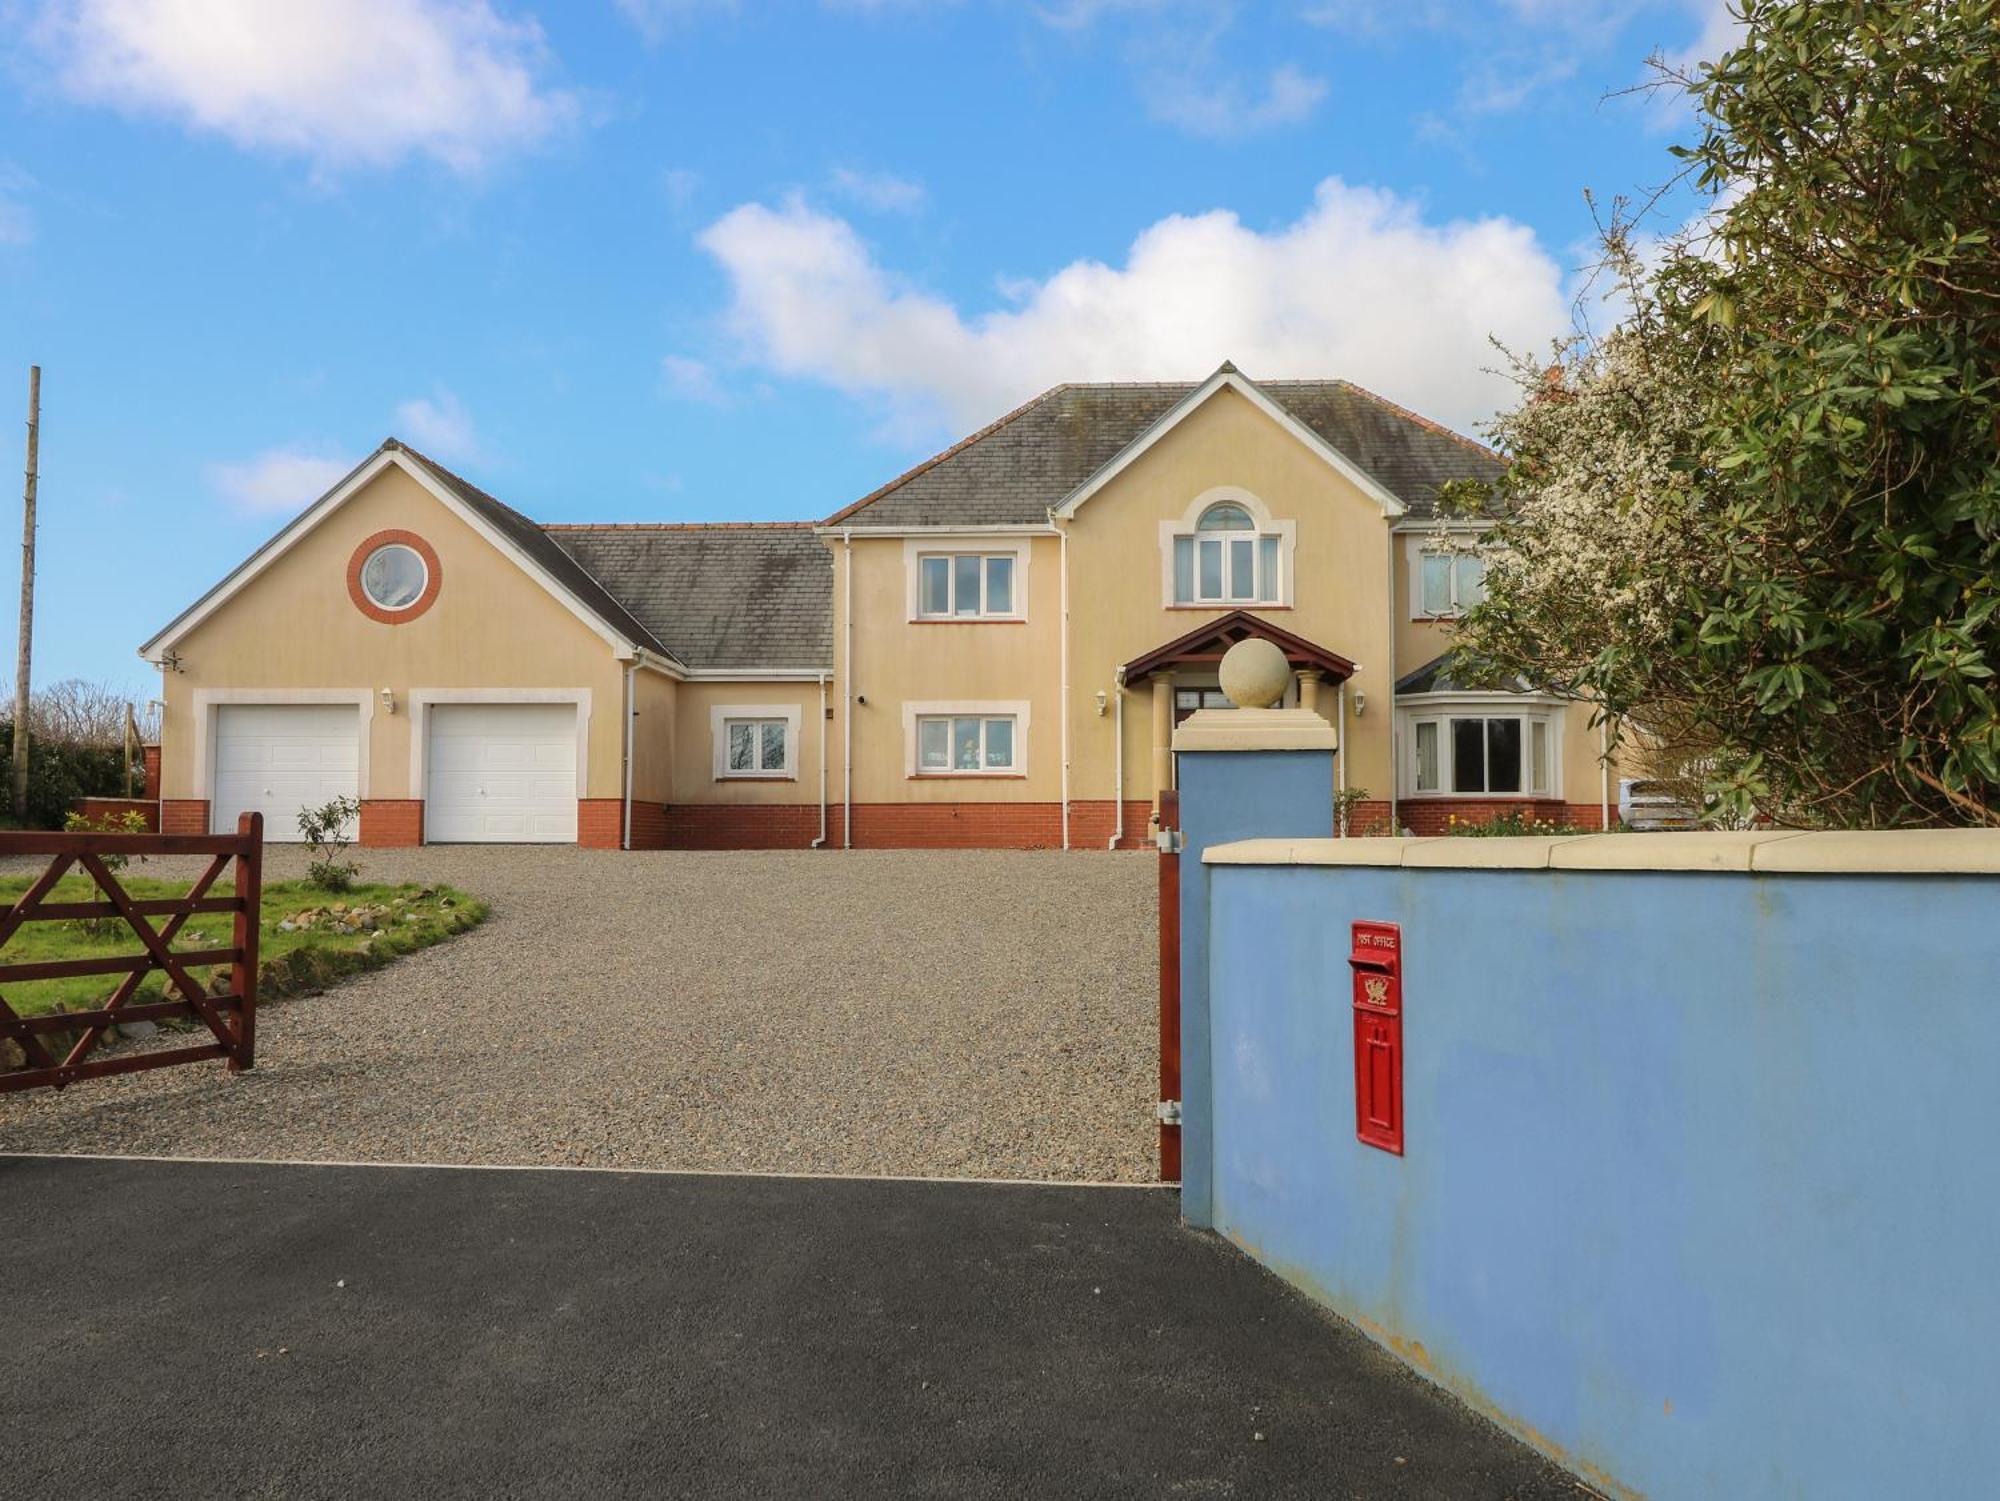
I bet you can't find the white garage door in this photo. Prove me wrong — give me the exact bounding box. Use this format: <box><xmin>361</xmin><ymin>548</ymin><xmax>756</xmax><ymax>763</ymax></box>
<box><xmin>425</xmin><ymin>703</ymin><xmax>578</xmax><ymax>843</ymax></box>
<box><xmin>211</xmin><ymin>703</ymin><xmax>361</xmax><ymax>841</ymax></box>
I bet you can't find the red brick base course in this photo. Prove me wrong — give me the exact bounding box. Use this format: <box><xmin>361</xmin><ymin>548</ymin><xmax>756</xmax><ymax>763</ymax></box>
<box><xmin>359</xmin><ymin>800</ymin><xmax>423</xmax><ymax>847</ymax></box>
<box><xmin>577</xmin><ymin>799</ymin><xmax>624</xmax><ymax>849</ymax></box>
<box><xmin>1356</xmin><ymin>798</ymin><xmax>1614</xmax><ymax>837</ymax></box>
<box><xmin>70</xmin><ymin>797</ymin><xmax>160</xmax><ymax>831</ymax></box>
<box><xmin>161</xmin><ymin>799</ymin><xmax>210</xmax><ymax>835</ymax></box>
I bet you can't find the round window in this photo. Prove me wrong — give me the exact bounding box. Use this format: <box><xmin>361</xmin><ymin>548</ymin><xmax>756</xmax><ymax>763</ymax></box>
<box><xmin>359</xmin><ymin>543</ymin><xmax>428</xmax><ymax>611</ymax></box>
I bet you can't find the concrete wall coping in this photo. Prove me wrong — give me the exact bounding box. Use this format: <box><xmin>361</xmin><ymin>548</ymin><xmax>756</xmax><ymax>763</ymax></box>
<box><xmin>1204</xmin><ymin>827</ymin><xmax>2000</xmax><ymax>875</ymax></box>
<box><xmin>1171</xmin><ymin>707</ymin><xmax>1339</xmax><ymax>754</ymax></box>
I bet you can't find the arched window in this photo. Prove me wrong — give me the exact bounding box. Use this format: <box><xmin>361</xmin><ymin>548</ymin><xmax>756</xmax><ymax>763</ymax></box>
<box><xmin>1172</xmin><ymin>500</ymin><xmax>1281</xmax><ymax>605</ymax></box>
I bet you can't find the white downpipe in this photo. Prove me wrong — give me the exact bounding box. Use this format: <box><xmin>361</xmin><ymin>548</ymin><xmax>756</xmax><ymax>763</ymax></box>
<box><xmin>620</xmin><ymin>660</ymin><xmax>636</xmax><ymax>851</ymax></box>
<box><xmin>1059</xmin><ymin>524</ymin><xmax>1071</xmax><ymax>850</ymax></box>
<box><xmin>1600</xmin><ymin>715</ymin><xmax>1612</xmax><ymax>831</ymax></box>
<box><xmin>1385</xmin><ymin>535</ymin><xmax>1399</xmax><ymax>835</ymax></box>
<box><xmin>1336</xmin><ymin>678</ymin><xmax>1348</xmax><ymax>837</ymax></box>
<box><xmin>812</xmin><ymin>670</ymin><xmax>829</xmax><ymax>848</ymax></box>
<box><xmin>842</xmin><ymin>529</ymin><xmax>854</xmax><ymax>850</ymax></box>
<box><xmin>1108</xmin><ymin>667</ymin><xmax>1126</xmax><ymax>850</ymax></box>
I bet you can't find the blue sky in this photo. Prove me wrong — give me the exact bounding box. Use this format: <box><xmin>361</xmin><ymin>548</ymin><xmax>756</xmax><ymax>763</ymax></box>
<box><xmin>0</xmin><ymin>0</ymin><xmax>1733</xmax><ymax>696</ymax></box>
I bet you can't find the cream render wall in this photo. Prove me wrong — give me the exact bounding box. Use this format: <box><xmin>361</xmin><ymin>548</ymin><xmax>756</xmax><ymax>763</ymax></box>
<box><xmin>1390</xmin><ymin>530</ymin><xmax>1624</xmax><ymax>811</ymax></box>
<box><xmin>158</xmin><ymin>463</ymin><xmax>630</xmax><ymax>802</ymax></box>
<box><xmin>669</xmin><ymin>678</ymin><xmax>829</xmax><ymax>806</ymax></box>
<box><xmin>628</xmin><ymin>667</ymin><xmax>678</xmax><ymax>806</ymax></box>
<box><xmin>1062</xmin><ymin>385</ymin><xmax>1399</xmax><ymax>809</ymax></box>
<box><xmin>831</xmin><ymin>531</ymin><xmax>1063</xmax><ymax>804</ymax></box>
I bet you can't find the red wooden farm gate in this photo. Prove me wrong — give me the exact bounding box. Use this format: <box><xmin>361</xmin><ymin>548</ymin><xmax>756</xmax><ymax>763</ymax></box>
<box><xmin>0</xmin><ymin>813</ymin><xmax>264</xmax><ymax>1093</ymax></box>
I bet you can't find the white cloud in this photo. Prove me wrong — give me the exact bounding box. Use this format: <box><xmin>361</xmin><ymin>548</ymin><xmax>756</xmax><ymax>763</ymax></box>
<box><xmin>697</xmin><ymin>178</ymin><xmax>1573</xmax><ymax>438</ymax></box>
<box><xmin>613</xmin><ymin>0</ymin><xmax>736</xmax><ymax>45</ymax></box>
<box><xmin>1145</xmin><ymin>61</ymin><xmax>1328</xmax><ymax>139</ymax></box>
<box><xmin>828</xmin><ymin>166</ymin><xmax>925</xmax><ymax>214</ymax></box>
<box><xmin>660</xmin><ymin>354</ymin><xmax>728</xmax><ymax>405</ymax></box>
<box><xmin>393</xmin><ymin>389</ymin><xmax>479</xmax><ymax>461</ymax></box>
<box><xmin>0</xmin><ymin>165</ymin><xmax>34</xmax><ymax>246</ymax></box>
<box><xmin>207</xmin><ymin>447</ymin><xmax>353</xmax><ymax>515</ymax></box>
<box><xmin>29</xmin><ymin>0</ymin><xmax>579</xmax><ymax>174</ymax></box>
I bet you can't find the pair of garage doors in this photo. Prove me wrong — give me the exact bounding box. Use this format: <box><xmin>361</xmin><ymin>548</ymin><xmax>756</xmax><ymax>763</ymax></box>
<box><xmin>210</xmin><ymin>703</ymin><xmax>578</xmax><ymax>843</ymax></box>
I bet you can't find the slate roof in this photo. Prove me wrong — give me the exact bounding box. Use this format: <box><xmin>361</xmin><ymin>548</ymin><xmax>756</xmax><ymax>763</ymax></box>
<box><xmin>389</xmin><ymin>441</ymin><xmax>679</xmax><ymax>663</ymax></box>
<box><xmin>827</xmin><ymin>375</ymin><xmax>1504</xmax><ymax>529</ymax></box>
<box><xmin>545</xmin><ymin>524</ymin><xmax>833</xmax><ymax>671</ymax></box>
<box><xmin>1395</xmin><ymin>650</ymin><xmax>1536</xmax><ymax>696</ymax></box>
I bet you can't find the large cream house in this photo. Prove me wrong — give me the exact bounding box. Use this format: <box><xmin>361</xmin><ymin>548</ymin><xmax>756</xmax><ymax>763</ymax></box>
<box><xmin>142</xmin><ymin>364</ymin><xmax>1620</xmax><ymax>848</ymax></box>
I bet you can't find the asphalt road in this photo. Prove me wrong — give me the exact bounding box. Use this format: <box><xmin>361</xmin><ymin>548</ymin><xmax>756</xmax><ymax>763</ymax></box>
<box><xmin>4</xmin><ymin>1156</ymin><xmax>1581</xmax><ymax>1499</ymax></box>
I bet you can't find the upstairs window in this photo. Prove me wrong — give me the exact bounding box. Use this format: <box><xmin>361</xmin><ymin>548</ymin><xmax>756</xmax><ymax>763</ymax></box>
<box><xmin>1172</xmin><ymin>502</ymin><xmax>1282</xmax><ymax>606</ymax></box>
<box><xmin>1416</xmin><ymin>550</ymin><xmax>1486</xmax><ymax>618</ymax></box>
<box><xmin>918</xmin><ymin>553</ymin><xmax>1016</xmax><ymax>618</ymax></box>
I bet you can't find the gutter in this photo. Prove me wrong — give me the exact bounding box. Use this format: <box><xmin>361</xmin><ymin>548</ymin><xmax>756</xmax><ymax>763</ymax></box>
<box><xmin>621</xmin><ymin>660</ymin><xmax>637</xmax><ymax>851</ymax></box>
<box><xmin>813</xmin><ymin>670</ymin><xmax>829</xmax><ymax>849</ymax></box>
<box><xmin>842</xmin><ymin>528</ymin><xmax>854</xmax><ymax>850</ymax></box>
<box><xmin>1108</xmin><ymin>666</ymin><xmax>1126</xmax><ymax>850</ymax></box>
<box><xmin>1059</xmin><ymin>520</ymin><xmax>1071</xmax><ymax>850</ymax></box>
<box><xmin>1385</xmin><ymin>536</ymin><xmax>1398</xmax><ymax>835</ymax></box>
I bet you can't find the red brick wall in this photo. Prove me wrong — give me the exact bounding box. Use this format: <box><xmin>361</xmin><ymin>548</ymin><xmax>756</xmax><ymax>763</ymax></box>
<box><xmin>161</xmin><ymin>799</ymin><xmax>210</xmax><ymax>835</ymax></box>
<box><xmin>141</xmin><ymin>744</ymin><xmax>161</xmax><ymax>801</ymax></box>
<box><xmin>1066</xmin><ymin>800</ymin><xmax>1156</xmax><ymax>851</ymax></box>
<box><xmin>360</xmin><ymin>800</ymin><xmax>423</xmax><ymax>847</ymax></box>
<box><xmin>663</xmin><ymin>803</ymin><xmax>825</xmax><ymax>850</ymax></box>
<box><xmin>70</xmin><ymin>797</ymin><xmax>160</xmax><ymax>832</ymax></box>
<box><xmin>628</xmin><ymin>800</ymin><xmax>670</xmax><ymax>850</ymax></box>
<box><xmin>647</xmin><ymin>799</ymin><xmax>1160</xmax><ymax>851</ymax></box>
<box><xmin>577</xmin><ymin>798</ymin><xmax>624</xmax><ymax>849</ymax></box>
<box><xmin>1396</xmin><ymin>798</ymin><xmax>1579</xmax><ymax>836</ymax></box>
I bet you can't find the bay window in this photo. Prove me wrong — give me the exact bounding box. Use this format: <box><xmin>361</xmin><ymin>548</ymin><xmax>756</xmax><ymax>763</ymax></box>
<box><xmin>1406</xmin><ymin>710</ymin><xmax>1555</xmax><ymax>796</ymax></box>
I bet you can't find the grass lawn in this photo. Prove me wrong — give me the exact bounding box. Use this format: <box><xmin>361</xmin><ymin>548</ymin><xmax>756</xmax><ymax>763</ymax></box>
<box><xmin>0</xmin><ymin>873</ymin><xmax>487</xmax><ymax>1024</ymax></box>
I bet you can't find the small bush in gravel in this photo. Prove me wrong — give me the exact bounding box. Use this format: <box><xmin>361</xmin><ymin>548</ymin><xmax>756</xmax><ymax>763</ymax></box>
<box><xmin>298</xmin><ymin>797</ymin><xmax>361</xmax><ymax>892</ymax></box>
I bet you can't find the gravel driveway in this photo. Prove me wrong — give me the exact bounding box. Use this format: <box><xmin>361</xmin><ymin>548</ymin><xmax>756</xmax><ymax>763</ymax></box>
<box><xmin>0</xmin><ymin>848</ymin><xmax>1158</xmax><ymax>1181</ymax></box>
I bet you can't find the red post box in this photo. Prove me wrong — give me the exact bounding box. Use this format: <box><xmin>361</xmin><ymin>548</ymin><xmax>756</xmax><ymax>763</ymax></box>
<box><xmin>1348</xmin><ymin>920</ymin><xmax>1403</xmax><ymax>1155</ymax></box>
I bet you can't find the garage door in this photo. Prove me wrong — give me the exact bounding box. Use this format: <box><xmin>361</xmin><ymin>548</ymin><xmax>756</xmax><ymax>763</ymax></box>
<box><xmin>425</xmin><ymin>703</ymin><xmax>578</xmax><ymax>843</ymax></box>
<box><xmin>211</xmin><ymin>703</ymin><xmax>361</xmax><ymax>841</ymax></box>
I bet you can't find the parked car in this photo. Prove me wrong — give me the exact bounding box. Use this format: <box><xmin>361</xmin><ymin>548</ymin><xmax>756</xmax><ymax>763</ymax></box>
<box><xmin>1618</xmin><ymin>778</ymin><xmax>1700</xmax><ymax>831</ymax></box>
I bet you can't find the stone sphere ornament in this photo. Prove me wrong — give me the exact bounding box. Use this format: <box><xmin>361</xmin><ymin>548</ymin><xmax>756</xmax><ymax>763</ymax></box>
<box><xmin>1219</xmin><ymin>637</ymin><xmax>1291</xmax><ymax>709</ymax></box>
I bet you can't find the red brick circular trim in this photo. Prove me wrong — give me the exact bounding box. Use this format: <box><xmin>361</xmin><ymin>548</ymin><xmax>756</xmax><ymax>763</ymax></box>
<box><xmin>347</xmin><ymin>529</ymin><xmax>442</xmax><ymax>624</ymax></box>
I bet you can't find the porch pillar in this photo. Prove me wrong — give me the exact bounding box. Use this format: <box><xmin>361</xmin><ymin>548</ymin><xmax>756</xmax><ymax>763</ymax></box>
<box><xmin>1150</xmin><ymin>671</ymin><xmax>1175</xmax><ymax>816</ymax></box>
<box><xmin>1296</xmin><ymin>668</ymin><xmax>1322</xmax><ymax>716</ymax></box>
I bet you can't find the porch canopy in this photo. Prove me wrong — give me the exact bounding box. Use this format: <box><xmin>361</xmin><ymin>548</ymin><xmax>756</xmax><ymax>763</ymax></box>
<box><xmin>1120</xmin><ymin>610</ymin><xmax>1357</xmax><ymax>688</ymax></box>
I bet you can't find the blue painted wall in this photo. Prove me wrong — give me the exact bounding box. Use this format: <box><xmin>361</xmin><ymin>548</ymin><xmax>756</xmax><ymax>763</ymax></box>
<box><xmin>1174</xmin><ymin>747</ymin><xmax>1333</xmax><ymax>1228</ymax></box>
<box><xmin>1204</xmin><ymin>859</ymin><xmax>2000</xmax><ymax>1500</ymax></box>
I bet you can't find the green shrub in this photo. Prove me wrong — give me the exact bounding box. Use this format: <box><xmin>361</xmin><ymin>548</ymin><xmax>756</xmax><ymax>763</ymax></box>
<box><xmin>298</xmin><ymin>796</ymin><xmax>361</xmax><ymax>892</ymax></box>
<box><xmin>0</xmin><ymin>722</ymin><xmax>127</xmax><ymax>830</ymax></box>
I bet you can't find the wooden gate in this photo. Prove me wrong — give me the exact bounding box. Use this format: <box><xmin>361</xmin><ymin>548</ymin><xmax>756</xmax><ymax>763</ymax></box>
<box><xmin>0</xmin><ymin>813</ymin><xmax>263</xmax><ymax>1093</ymax></box>
<box><xmin>1158</xmin><ymin>789</ymin><xmax>1181</xmax><ymax>1183</ymax></box>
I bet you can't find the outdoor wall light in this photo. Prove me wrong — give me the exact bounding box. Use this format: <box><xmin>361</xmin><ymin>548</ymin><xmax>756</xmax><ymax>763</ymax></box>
<box><xmin>1354</xmin><ymin>691</ymin><xmax>1367</xmax><ymax>715</ymax></box>
<box><xmin>1094</xmin><ymin>690</ymin><xmax>1107</xmax><ymax>717</ymax></box>
<box><xmin>381</xmin><ymin>687</ymin><xmax>397</xmax><ymax>715</ymax></box>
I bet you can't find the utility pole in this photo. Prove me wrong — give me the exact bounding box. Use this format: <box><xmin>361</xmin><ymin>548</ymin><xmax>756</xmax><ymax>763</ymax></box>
<box><xmin>12</xmin><ymin>365</ymin><xmax>37</xmax><ymax>824</ymax></box>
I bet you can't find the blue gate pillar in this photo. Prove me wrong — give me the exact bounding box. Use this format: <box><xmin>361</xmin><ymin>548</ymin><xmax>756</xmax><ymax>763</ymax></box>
<box><xmin>1173</xmin><ymin>701</ymin><xmax>1337</xmax><ymax>1229</ymax></box>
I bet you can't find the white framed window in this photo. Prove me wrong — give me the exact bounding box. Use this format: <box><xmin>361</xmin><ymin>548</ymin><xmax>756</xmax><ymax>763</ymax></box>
<box><xmin>1158</xmin><ymin>489</ymin><xmax>1294</xmax><ymax>608</ymax></box>
<box><xmin>360</xmin><ymin>542</ymin><xmax>428</xmax><ymax>610</ymax></box>
<box><xmin>1403</xmin><ymin>707</ymin><xmax>1557</xmax><ymax>797</ymax></box>
<box><xmin>917</xmin><ymin>553</ymin><xmax>1016</xmax><ymax>618</ymax></box>
<box><xmin>1412</xmin><ymin>548</ymin><xmax>1487</xmax><ymax>618</ymax></box>
<box><xmin>710</xmin><ymin>703</ymin><xmax>801</xmax><ymax>780</ymax></box>
<box><xmin>902</xmin><ymin>700</ymin><xmax>1031</xmax><ymax>777</ymax></box>
<box><xmin>903</xmin><ymin>539</ymin><xmax>1030</xmax><ymax>621</ymax></box>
